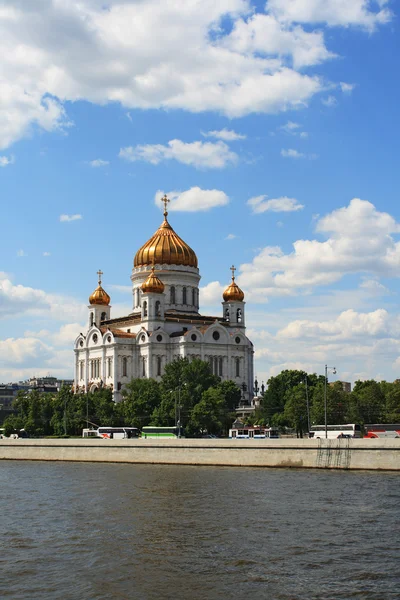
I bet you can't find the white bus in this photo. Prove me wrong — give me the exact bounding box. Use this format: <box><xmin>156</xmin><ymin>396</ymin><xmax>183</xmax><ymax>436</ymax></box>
<box><xmin>309</xmin><ymin>424</ymin><xmax>361</xmax><ymax>439</ymax></box>
<box><xmin>229</xmin><ymin>426</ymin><xmax>279</xmax><ymax>439</ymax></box>
<box><xmin>82</xmin><ymin>427</ymin><xmax>140</xmax><ymax>439</ymax></box>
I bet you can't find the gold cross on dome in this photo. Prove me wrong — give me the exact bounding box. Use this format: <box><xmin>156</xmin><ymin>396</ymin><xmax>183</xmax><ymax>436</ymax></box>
<box><xmin>161</xmin><ymin>194</ymin><xmax>170</xmax><ymax>216</ymax></box>
<box><xmin>97</xmin><ymin>269</ymin><xmax>103</xmax><ymax>285</ymax></box>
<box><xmin>230</xmin><ymin>265</ymin><xmax>236</xmax><ymax>280</ymax></box>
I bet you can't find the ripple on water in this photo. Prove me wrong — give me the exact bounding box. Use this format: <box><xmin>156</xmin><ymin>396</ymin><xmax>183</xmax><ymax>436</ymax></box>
<box><xmin>1</xmin><ymin>462</ymin><xmax>399</xmax><ymax>600</ymax></box>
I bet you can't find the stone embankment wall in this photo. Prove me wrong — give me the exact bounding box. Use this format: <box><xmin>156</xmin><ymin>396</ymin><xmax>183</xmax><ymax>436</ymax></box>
<box><xmin>1</xmin><ymin>438</ymin><xmax>399</xmax><ymax>470</ymax></box>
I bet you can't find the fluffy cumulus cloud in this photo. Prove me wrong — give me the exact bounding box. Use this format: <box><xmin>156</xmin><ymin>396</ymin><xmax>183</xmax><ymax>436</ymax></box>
<box><xmin>248</xmin><ymin>195</ymin><xmax>304</xmax><ymax>213</ymax></box>
<box><xmin>201</xmin><ymin>129</ymin><xmax>246</xmax><ymax>141</ymax></box>
<box><xmin>120</xmin><ymin>140</ymin><xmax>238</xmax><ymax>169</ymax></box>
<box><xmin>155</xmin><ymin>187</ymin><xmax>229</xmax><ymax>212</ymax></box>
<box><xmin>0</xmin><ymin>273</ymin><xmax>86</xmax><ymax>322</ymax></box>
<box><xmin>0</xmin><ymin>0</ymin><xmax>390</xmax><ymax>150</ymax></box>
<box><xmin>238</xmin><ymin>199</ymin><xmax>400</xmax><ymax>294</ymax></box>
<box><xmin>277</xmin><ymin>308</ymin><xmax>395</xmax><ymax>340</ymax></box>
<box><xmin>267</xmin><ymin>0</ymin><xmax>392</xmax><ymax>30</ymax></box>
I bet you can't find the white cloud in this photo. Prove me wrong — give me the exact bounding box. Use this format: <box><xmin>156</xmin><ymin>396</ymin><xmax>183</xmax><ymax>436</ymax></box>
<box><xmin>268</xmin><ymin>0</ymin><xmax>392</xmax><ymax>31</ymax></box>
<box><xmin>43</xmin><ymin>252</ymin><xmax>51</xmax><ymax>257</ymax></box>
<box><xmin>340</xmin><ymin>82</ymin><xmax>355</xmax><ymax>94</ymax></box>
<box><xmin>322</xmin><ymin>95</ymin><xmax>337</xmax><ymax>107</ymax></box>
<box><xmin>16</xmin><ymin>249</ymin><xmax>27</xmax><ymax>257</ymax></box>
<box><xmin>239</xmin><ymin>198</ymin><xmax>400</xmax><ymax>294</ymax></box>
<box><xmin>224</xmin><ymin>12</ymin><xmax>335</xmax><ymax>69</ymax></box>
<box><xmin>0</xmin><ymin>1</ymin><xmax>388</xmax><ymax>150</ymax></box>
<box><xmin>248</xmin><ymin>195</ymin><xmax>304</xmax><ymax>213</ymax></box>
<box><xmin>277</xmin><ymin>309</ymin><xmax>394</xmax><ymax>341</ymax></box>
<box><xmin>0</xmin><ymin>337</ymin><xmax>53</xmax><ymax>366</ymax></box>
<box><xmin>0</xmin><ymin>155</ymin><xmax>14</xmax><ymax>167</ymax></box>
<box><xmin>59</xmin><ymin>214</ymin><xmax>83</xmax><ymax>222</ymax></box>
<box><xmin>225</xmin><ymin>233</ymin><xmax>237</xmax><ymax>240</ymax></box>
<box><xmin>201</xmin><ymin>129</ymin><xmax>246</xmax><ymax>141</ymax></box>
<box><xmin>120</xmin><ymin>140</ymin><xmax>238</xmax><ymax>169</ymax></box>
<box><xmin>155</xmin><ymin>187</ymin><xmax>229</xmax><ymax>212</ymax></box>
<box><xmin>200</xmin><ymin>281</ymin><xmax>226</xmax><ymax>307</ymax></box>
<box><xmin>281</xmin><ymin>148</ymin><xmax>317</xmax><ymax>159</ymax></box>
<box><xmin>0</xmin><ymin>273</ymin><xmax>86</xmax><ymax>323</ymax></box>
<box><xmin>89</xmin><ymin>159</ymin><xmax>109</xmax><ymax>167</ymax></box>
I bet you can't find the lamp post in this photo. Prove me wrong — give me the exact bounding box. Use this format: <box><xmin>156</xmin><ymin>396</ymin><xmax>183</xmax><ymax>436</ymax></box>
<box><xmin>304</xmin><ymin>375</ymin><xmax>310</xmax><ymax>434</ymax></box>
<box><xmin>324</xmin><ymin>365</ymin><xmax>337</xmax><ymax>439</ymax></box>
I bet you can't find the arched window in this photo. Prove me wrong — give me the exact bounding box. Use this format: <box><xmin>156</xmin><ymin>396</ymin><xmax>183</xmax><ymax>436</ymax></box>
<box><xmin>143</xmin><ymin>301</ymin><xmax>147</xmax><ymax>317</ymax></box>
<box><xmin>101</xmin><ymin>312</ymin><xmax>106</xmax><ymax>322</ymax></box>
<box><xmin>235</xmin><ymin>358</ymin><xmax>240</xmax><ymax>378</ymax></box>
<box><xmin>142</xmin><ymin>357</ymin><xmax>146</xmax><ymax>377</ymax></box>
<box><xmin>90</xmin><ymin>312</ymin><xmax>94</xmax><ymax>327</ymax></box>
<box><xmin>170</xmin><ymin>286</ymin><xmax>176</xmax><ymax>304</ymax></box>
<box><xmin>155</xmin><ymin>300</ymin><xmax>161</xmax><ymax>316</ymax></box>
<box><xmin>183</xmin><ymin>287</ymin><xmax>187</xmax><ymax>305</ymax></box>
<box><xmin>122</xmin><ymin>357</ymin><xmax>127</xmax><ymax>377</ymax></box>
<box><xmin>157</xmin><ymin>356</ymin><xmax>162</xmax><ymax>377</ymax></box>
<box><xmin>225</xmin><ymin>307</ymin><xmax>230</xmax><ymax>322</ymax></box>
<box><xmin>192</xmin><ymin>288</ymin><xmax>195</xmax><ymax>306</ymax></box>
<box><xmin>136</xmin><ymin>288</ymin><xmax>140</xmax><ymax>308</ymax></box>
<box><xmin>237</xmin><ymin>308</ymin><xmax>242</xmax><ymax>323</ymax></box>
<box><xmin>107</xmin><ymin>358</ymin><xmax>112</xmax><ymax>377</ymax></box>
<box><xmin>219</xmin><ymin>358</ymin><xmax>223</xmax><ymax>376</ymax></box>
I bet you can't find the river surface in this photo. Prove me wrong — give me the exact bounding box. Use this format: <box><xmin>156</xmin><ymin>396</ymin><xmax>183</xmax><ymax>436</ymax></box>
<box><xmin>1</xmin><ymin>462</ymin><xmax>399</xmax><ymax>600</ymax></box>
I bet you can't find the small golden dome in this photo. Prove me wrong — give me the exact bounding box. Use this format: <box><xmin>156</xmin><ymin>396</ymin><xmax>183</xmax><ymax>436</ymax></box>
<box><xmin>89</xmin><ymin>270</ymin><xmax>111</xmax><ymax>306</ymax></box>
<box><xmin>223</xmin><ymin>265</ymin><xmax>244</xmax><ymax>302</ymax></box>
<box><xmin>141</xmin><ymin>267</ymin><xmax>165</xmax><ymax>294</ymax></box>
<box><xmin>134</xmin><ymin>195</ymin><xmax>198</xmax><ymax>268</ymax></box>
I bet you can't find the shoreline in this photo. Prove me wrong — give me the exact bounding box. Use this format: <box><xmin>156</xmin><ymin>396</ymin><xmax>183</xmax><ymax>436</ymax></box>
<box><xmin>1</xmin><ymin>438</ymin><xmax>399</xmax><ymax>470</ymax></box>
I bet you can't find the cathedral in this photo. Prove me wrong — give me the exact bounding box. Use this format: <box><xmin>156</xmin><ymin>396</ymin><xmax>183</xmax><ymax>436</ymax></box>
<box><xmin>74</xmin><ymin>196</ymin><xmax>254</xmax><ymax>402</ymax></box>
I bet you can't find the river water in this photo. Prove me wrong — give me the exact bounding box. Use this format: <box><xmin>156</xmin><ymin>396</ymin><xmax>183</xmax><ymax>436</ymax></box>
<box><xmin>1</xmin><ymin>461</ymin><xmax>399</xmax><ymax>600</ymax></box>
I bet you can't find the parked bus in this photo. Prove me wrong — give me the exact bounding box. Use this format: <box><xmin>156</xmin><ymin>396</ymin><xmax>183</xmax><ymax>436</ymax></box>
<box><xmin>364</xmin><ymin>424</ymin><xmax>400</xmax><ymax>438</ymax></box>
<box><xmin>141</xmin><ymin>426</ymin><xmax>182</xmax><ymax>438</ymax></box>
<box><xmin>309</xmin><ymin>424</ymin><xmax>361</xmax><ymax>439</ymax></box>
<box><xmin>229</xmin><ymin>426</ymin><xmax>279</xmax><ymax>439</ymax></box>
<box><xmin>82</xmin><ymin>427</ymin><xmax>140</xmax><ymax>439</ymax></box>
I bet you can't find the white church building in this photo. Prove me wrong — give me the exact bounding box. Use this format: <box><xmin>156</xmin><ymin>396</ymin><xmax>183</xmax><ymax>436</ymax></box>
<box><xmin>74</xmin><ymin>196</ymin><xmax>254</xmax><ymax>402</ymax></box>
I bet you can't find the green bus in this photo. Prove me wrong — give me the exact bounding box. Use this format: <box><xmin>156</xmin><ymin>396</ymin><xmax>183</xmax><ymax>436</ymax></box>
<box><xmin>141</xmin><ymin>426</ymin><xmax>182</xmax><ymax>439</ymax></box>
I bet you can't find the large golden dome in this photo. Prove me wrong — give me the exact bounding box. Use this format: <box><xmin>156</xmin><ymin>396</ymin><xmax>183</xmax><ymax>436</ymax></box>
<box><xmin>89</xmin><ymin>270</ymin><xmax>111</xmax><ymax>306</ymax></box>
<box><xmin>223</xmin><ymin>266</ymin><xmax>244</xmax><ymax>302</ymax></box>
<box><xmin>134</xmin><ymin>196</ymin><xmax>198</xmax><ymax>268</ymax></box>
<box><xmin>141</xmin><ymin>267</ymin><xmax>165</xmax><ymax>294</ymax></box>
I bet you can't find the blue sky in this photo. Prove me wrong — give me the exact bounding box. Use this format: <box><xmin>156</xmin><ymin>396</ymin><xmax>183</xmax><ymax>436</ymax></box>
<box><xmin>1</xmin><ymin>0</ymin><xmax>400</xmax><ymax>387</ymax></box>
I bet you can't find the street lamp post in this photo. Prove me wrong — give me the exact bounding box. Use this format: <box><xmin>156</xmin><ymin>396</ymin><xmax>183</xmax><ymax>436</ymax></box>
<box><xmin>324</xmin><ymin>365</ymin><xmax>337</xmax><ymax>439</ymax></box>
<box><xmin>304</xmin><ymin>376</ymin><xmax>310</xmax><ymax>434</ymax></box>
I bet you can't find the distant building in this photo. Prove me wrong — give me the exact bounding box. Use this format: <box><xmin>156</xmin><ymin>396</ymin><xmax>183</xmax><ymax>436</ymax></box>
<box><xmin>0</xmin><ymin>378</ymin><xmax>73</xmax><ymax>412</ymax></box>
<box><xmin>329</xmin><ymin>381</ymin><xmax>351</xmax><ymax>393</ymax></box>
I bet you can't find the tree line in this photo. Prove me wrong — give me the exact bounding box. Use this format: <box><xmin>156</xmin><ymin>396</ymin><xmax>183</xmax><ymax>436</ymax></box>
<box><xmin>2</xmin><ymin>358</ymin><xmax>241</xmax><ymax>437</ymax></box>
<box><xmin>3</xmin><ymin>363</ymin><xmax>399</xmax><ymax>438</ymax></box>
<box><xmin>254</xmin><ymin>370</ymin><xmax>400</xmax><ymax>437</ymax></box>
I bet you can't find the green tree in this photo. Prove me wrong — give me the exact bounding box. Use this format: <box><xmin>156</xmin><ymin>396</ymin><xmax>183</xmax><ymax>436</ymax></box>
<box><xmin>262</xmin><ymin>370</ymin><xmax>309</xmax><ymax>423</ymax></box>
<box><xmin>187</xmin><ymin>387</ymin><xmax>226</xmax><ymax>435</ymax></box>
<box><xmin>310</xmin><ymin>381</ymin><xmax>350</xmax><ymax>426</ymax></box>
<box><xmin>216</xmin><ymin>380</ymin><xmax>241</xmax><ymax>411</ymax></box>
<box><xmin>119</xmin><ymin>378</ymin><xmax>161</xmax><ymax>428</ymax></box>
<box><xmin>350</xmin><ymin>380</ymin><xmax>385</xmax><ymax>424</ymax></box>
<box><xmin>283</xmin><ymin>383</ymin><xmax>308</xmax><ymax>437</ymax></box>
<box><xmin>384</xmin><ymin>382</ymin><xmax>400</xmax><ymax>422</ymax></box>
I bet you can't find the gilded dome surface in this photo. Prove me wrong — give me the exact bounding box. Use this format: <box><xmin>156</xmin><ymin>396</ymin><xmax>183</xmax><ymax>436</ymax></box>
<box><xmin>89</xmin><ymin>270</ymin><xmax>111</xmax><ymax>305</ymax></box>
<box><xmin>134</xmin><ymin>199</ymin><xmax>198</xmax><ymax>268</ymax></box>
<box><xmin>223</xmin><ymin>266</ymin><xmax>244</xmax><ymax>302</ymax></box>
<box><xmin>89</xmin><ymin>285</ymin><xmax>111</xmax><ymax>306</ymax></box>
<box><xmin>141</xmin><ymin>267</ymin><xmax>165</xmax><ymax>294</ymax></box>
